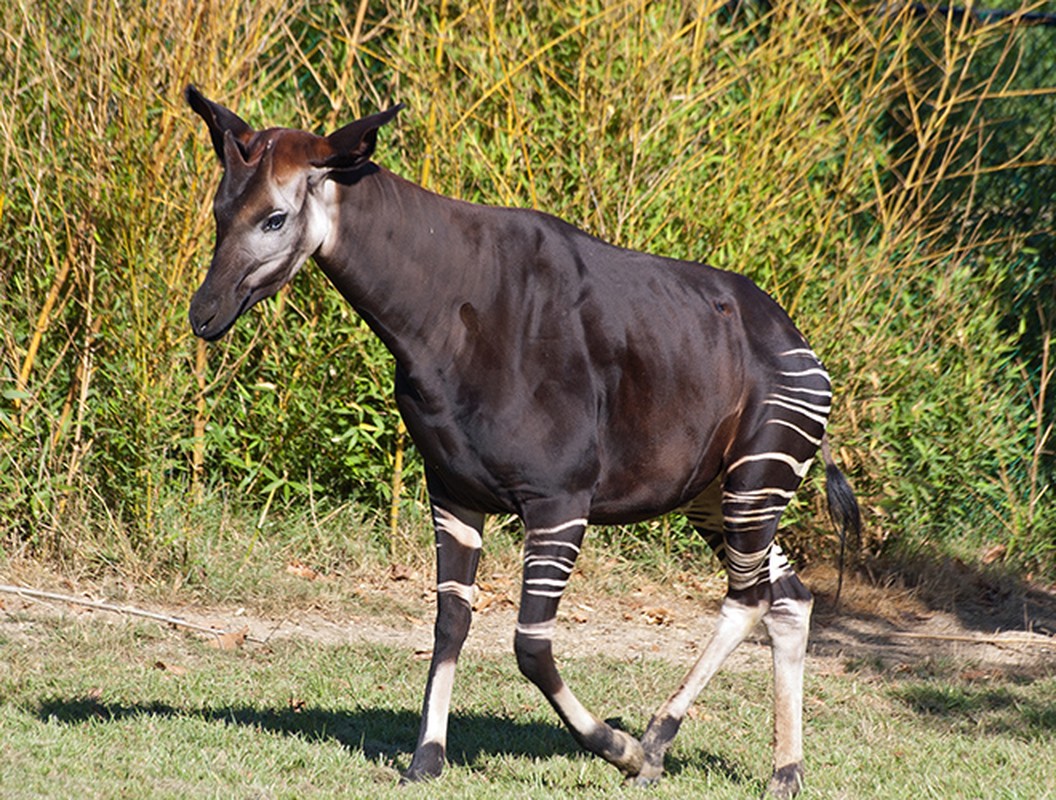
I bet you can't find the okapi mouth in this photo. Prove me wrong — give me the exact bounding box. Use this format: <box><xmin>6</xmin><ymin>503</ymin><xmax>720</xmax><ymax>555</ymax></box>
<box><xmin>189</xmin><ymin>289</ymin><xmax>255</xmax><ymax>341</ymax></box>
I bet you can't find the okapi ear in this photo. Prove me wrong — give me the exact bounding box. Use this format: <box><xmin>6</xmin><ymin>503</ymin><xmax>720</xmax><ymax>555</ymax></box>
<box><xmin>317</xmin><ymin>103</ymin><xmax>405</xmax><ymax>171</ymax></box>
<box><xmin>185</xmin><ymin>84</ymin><xmax>255</xmax><ymax>164</ymax></box>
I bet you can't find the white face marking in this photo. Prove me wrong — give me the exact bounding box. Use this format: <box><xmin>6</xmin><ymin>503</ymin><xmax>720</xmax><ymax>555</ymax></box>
<box><xmin>233</xmin><ymin>173</ymin><xmax>334</xmax><ymax>294</ymax></box>
<box><xmin>305</xmin><ymin>177</ymin><xmax>338</xmax><ymax>258</ymax></box>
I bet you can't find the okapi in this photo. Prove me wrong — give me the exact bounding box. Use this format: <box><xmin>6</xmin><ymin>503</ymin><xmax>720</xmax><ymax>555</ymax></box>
<box><xmin>186</xmin><ymin>86</ymin><xmax>859</xmax><ymax>798</ymax></box>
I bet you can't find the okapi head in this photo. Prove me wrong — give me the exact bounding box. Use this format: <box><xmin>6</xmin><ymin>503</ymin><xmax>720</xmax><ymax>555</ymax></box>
<box><xmin>185</xmin><ymin>85</ymin><xmax>402</xmax><ymax>340</ymax></box>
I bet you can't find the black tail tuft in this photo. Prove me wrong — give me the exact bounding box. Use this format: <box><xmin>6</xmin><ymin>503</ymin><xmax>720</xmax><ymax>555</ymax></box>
<box><xmin>821</xmin><ymin>436</ymin><xmax>861</xmax><ymax>607</ymax></box>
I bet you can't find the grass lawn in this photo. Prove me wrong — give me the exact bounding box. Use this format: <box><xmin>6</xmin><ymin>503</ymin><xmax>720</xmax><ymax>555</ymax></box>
<box><xmin>1</xmin><ymin>608</ymin><xmax>1053</xmax><ymax>800</ymax></box>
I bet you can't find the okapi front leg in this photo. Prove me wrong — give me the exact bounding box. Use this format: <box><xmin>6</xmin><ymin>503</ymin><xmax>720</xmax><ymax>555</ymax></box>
<box><xmin>514</xmin><ymin>514</ymin><xmax>644</xmax><ymax>776</ymax></box>
<box><xmin>403</xmin><ymin>500</ymin><xmax>484</xmax><ymax>783</ymax></box>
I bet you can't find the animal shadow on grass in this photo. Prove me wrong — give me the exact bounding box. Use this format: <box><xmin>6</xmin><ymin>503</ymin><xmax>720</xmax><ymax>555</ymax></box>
<box><xmin>32</xmin><ymin>696</ymin><xmax>575</xmax><ymax>770</ymax></box>
<box><xmin>31</xmin><ymin>697</ymin><xmax>753</xmax><ymax>786</ymax></box>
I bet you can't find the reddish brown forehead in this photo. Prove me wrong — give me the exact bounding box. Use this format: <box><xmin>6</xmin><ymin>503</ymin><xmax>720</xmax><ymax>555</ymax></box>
<box><xmin>244</xmin><ymin>128</ymin><xmax>331</xmax><ymax>182</ymax></box>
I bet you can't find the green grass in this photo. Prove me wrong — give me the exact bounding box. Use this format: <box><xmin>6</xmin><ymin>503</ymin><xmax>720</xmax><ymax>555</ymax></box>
<box><xmin>1</xmin><ymin>612</ymin><xmax>1053</xmax><ymax>799</ymax></box>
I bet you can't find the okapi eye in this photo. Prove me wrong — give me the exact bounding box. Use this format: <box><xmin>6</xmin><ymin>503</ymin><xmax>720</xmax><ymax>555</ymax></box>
<box><xmin>262</xmin><ymin>212</ymin><xmax>287</xmax><ymax>233</ymax></box>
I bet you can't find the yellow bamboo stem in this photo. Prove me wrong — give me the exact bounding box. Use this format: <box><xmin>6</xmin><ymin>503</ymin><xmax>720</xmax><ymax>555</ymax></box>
<box><xmin>191</xmin><ymin>336</ymin><xmax>208</xmax><ymax>503</ymax></box>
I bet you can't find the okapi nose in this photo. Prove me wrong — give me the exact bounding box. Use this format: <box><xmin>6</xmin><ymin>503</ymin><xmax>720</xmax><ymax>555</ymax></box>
<box><xmin>189</xmin><ymin>292</ymin><xmax>219</xmax><ymax>340</ymax></box>
<box><xmin>190</xmin><ymin>310</ymin><xmax>214</xmax><ymax>339</ymax></box>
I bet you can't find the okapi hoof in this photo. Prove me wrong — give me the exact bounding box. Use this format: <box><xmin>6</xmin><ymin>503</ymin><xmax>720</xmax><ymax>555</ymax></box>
<box><xmin>627</xmin><ymin>763</ymin><xmax>664</xmax><ymax>787</ymax></box>
<box><xmin>625</xmin><ymin>748</ymin><xmax>665</xmax><ymax>787</ymax></box>
<box><xmin>400</xmin><ymin>742</ymin><xmax>444</xmax><ymax>785</ymax></box>
<box><xmin>766</xmin><ymin>762</ymin><xmax>804</xmax><ymax>799</ymax></box>
<box><xmin>603</xmin><ymin>727</ymin><xmax>645</xmax><ymax>777</ymax></box>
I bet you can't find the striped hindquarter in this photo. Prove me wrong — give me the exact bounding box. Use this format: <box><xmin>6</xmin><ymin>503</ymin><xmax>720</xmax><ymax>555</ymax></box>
<box><xmin>638</xmin><ymin>348</ymin><xmax>830</xmax><ymax>797</ymax></box>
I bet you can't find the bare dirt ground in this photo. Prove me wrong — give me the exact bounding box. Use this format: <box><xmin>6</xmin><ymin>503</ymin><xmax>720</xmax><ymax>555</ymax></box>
<box><xmin>4</xmin><ymin>561</ymin><xmax>1054</xmax><ymax>679</ymax></box>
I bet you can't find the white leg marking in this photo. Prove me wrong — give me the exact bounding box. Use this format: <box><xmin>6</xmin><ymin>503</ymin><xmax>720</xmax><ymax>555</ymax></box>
<box><xmin>523</xmin><ymin>556</ymin><xmax>575</xmax><ymax>573</ymax></box>
<box><xmin>724</xmin><ymin>488</ymin><xmax>795</xmax><ymax>502</ymax></box>
<box><xmin>777</xmin><ymin>368</ymin><xmax>830</xmax><ymax>379</ymax></box>
<box><xmin>526</xmin><ymin>577</ymin><xmax>571</xmax><ymax>589</ymax></box>
<box><xmin>527</xmin><ymin>519</ymin><xmax>587</xmax><ymax>537</ymax></box>
<box><xmin>656</xmin><ymin>598</ymin><xmax>765</xmax><ymax>721</ymax></box>
<box><xmin>551</xmin><ymin>684</ymin><xmax>600</xmax><ymax>736</ymax></box>
<box><xmin>775</xmin><ymin>384</ymin><xmax>832</xmax><ymax>398</ymax></box>
<box><xmin>723</xmin><ymin>504</ymin><xmax>787</xmax><ymax>523</ymax></box>
<box><xmin>763</xmin><ymin>396</ymin><xmax>830</xmax><ymax>425</ymax></box>
<box><xmin>768</xmin><ymin>543</ymin><xmax>793</xmax><ymax>582</ymax></box>
<box><xmin>528</xmin><ymin>540</ymin><xmax>587</xmax><ymax>553</ymax></box>
<box><xmin>515</xmin><ymin>619</ymin><xmax>557</xmax><ymax>639</ymax></box>
<box><xmin>765</xmin><ymin>418</ymin><xmax>823</xmax><ymax>446</ymax></box>
<box><xmin>524</xmin><ymin>588</ymin><xmax>568</xmax><ymax>598</ymax></box>
<box><xmin>724</xmin><ymin>543</ymin><xmax>773</xmax><ymax>590</ymax></box>
<box><xmin>777</xmin><ymin>348</ymin><xmax>819</xmax><ymax>358</ymax></box>
<box><xmin>727</xmin><ymin>452</ymin><xmax>814</xmax><ymax>479</ymax></box>
<box><xmin>765</xmin><ymin>596</ymin><xmax>812</xmax><ymax>770</ymax></box>
<box><xmin>421</xmin><ymin>659</ymin><xmax>457</xmax><ymax>746</ymax></box>
<box><xmin>434</xmin><ymin>507</ymin><xmax>483</xmax><ymax>549</ymax></box>
<box><xmin>437</xmin><ymin>580</ymin><xmax>475</xmax><ymax>605</ymax></box>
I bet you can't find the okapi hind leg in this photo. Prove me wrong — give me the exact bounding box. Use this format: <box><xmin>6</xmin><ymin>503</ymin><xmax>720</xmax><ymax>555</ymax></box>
<box><xmin>636</xmin><ymin>452</ymin><xmax>815</xmax><ymax>794</ymax></box>
<box><xmin>763</xmin><ymin>573</ymin><xmax>813</xmax><ymax>800</ymax></box>
<box><xmin>635</xmin><ymin>569</ymin><xmax>812</xmax><ymax>799</ymax></box>
<box><xmin>513</xmin><ymin>509</ymin><xmax>644</xmax><ymax>777</ymax></box>
<box><xmin>634</xmin><ymin>579</ymin><xmax>767</xmax><ymax>786</ymax></box>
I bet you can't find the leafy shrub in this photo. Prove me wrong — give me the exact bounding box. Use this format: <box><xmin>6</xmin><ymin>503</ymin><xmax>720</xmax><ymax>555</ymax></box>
<box><xmin>1</xmin><ymin>0</ymin><xmax>1052</xmax><ymax>579</ymax></box>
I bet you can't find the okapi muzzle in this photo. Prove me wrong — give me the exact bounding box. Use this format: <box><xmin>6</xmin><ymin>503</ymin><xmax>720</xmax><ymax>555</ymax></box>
<box><xmin>186</xmin><ymin>85</ymin><xmax>402</xmax><ymax>340</ymax></box>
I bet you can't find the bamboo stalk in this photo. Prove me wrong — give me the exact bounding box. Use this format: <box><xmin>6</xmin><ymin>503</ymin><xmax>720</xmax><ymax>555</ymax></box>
<box><xmin>191</xmin><ymin>336</ymin><xmax>208</xmax><ymax>503</ymax></box>
<box><xmin>389</xmin><ymin>419</ymin><xmax>406</xmax><ymax>548</ymax></box>
<box><xmin>15</xmin><ymin>226</ymin><xmax>78</xmax><ymax>419</ymax></box>
<box><xmin>386</xmin><ymin>0</ymin><xmax>449</xmax><ymax>543</ymax></box>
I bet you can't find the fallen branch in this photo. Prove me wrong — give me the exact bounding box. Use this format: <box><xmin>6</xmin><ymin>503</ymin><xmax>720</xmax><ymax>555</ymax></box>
<box><xmin>0</xmin><ymin>583</ymin><xmax>262</xmax><ymax>644</ymax></box>
<box><xmin>889</xmin><ymin>630</ymin><xmax>1055</xmax><ymax>647</ymax></box>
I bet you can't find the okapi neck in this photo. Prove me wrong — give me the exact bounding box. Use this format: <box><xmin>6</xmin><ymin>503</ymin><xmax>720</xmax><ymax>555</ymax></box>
<box><xmin>314</xmin><ymin>166</ymin><xmax>490</xmax><ymax>379</ymax></box>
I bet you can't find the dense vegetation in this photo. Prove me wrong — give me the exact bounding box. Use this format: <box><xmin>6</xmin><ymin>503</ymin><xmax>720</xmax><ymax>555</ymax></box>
<box><xmin>1</xmin><ymin>0</ymin><xmax>1053</xmax><ymax>581</ymax></box>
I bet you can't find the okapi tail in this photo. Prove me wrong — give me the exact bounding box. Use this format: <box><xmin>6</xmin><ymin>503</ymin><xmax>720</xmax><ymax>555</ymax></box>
<box><xmin>820</xmin><ymin>434</ymin><xmax>861</xmax><ymax>606</ymax></box>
